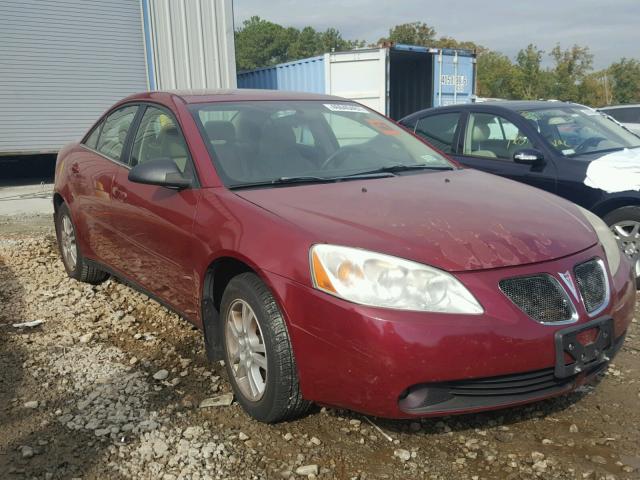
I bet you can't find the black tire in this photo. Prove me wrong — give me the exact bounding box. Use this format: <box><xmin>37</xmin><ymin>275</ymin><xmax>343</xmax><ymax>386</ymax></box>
<box><xmin>55</xmin><ymin>203</ymin><xmax>108</xmax><ymax>284</ymax></box>
<box><xmin>603</xmin><ymin>206</ymin><xmax>640</xmax><ymax>289</ymax></box>
<box><xmin>220</xmin><ymin>272</ymin><xmax>310</xmax><ymax>423</ymax></box>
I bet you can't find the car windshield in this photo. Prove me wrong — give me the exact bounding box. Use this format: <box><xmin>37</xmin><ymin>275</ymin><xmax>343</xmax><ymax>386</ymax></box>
<box><xmin>519</xmin><ymin>106</ymin><xmax>640</xmax><ymax>156</ymax></box>
<box><xmin>190</xmin><ymin>100</ymin><xmax>453</xmax><ymax>187</ymax></box>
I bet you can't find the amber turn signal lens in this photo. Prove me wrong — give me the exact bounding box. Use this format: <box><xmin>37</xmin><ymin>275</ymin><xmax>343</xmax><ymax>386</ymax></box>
<box><xmin>312</xmin><ymin>250</ymin><xmax>337</xmax><ymax>293</ymax></box>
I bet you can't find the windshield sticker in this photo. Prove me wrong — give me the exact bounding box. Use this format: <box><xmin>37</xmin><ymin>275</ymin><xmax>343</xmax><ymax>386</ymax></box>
<box><xmin>562</xmin><ymin>148</ymin><xmax>576</xmax><ymax>155</ymax></box>
<box><xmin>364</xmin><ymin>118</ymin><xmax>401</xmax><ymax>136</ymax></box>
<box><xmin>324</xmin><ymin>103</ymin><xmax>368</xmax><ymax>113</ymax></box>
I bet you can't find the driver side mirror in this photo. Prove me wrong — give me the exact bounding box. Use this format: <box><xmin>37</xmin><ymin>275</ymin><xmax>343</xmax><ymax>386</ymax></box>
<box><xmin>128</xmin><ymin>158</ymin><xmax>192</xmax><ymax>190</ymax></box>
<box><xmin>513</xmin><ymin>148</ymin><xmax>545</xmax><ymax>166</ymax></box>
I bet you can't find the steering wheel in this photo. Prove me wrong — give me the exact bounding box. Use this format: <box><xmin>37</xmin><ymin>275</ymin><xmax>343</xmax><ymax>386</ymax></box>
<box><xmin>575</xmin><ymin>136</ymin><xmax>607</xmax><ymax>153</ymax></box>
<box><xmin>321</xmin><ymin>145</ymin><xmax>359</xmax><ymax>170</ymax></box>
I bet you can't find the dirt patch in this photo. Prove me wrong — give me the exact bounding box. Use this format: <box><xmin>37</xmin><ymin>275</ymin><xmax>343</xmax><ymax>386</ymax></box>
<box><xmin>0</xmin><ymin>222</ymin><xmax>639</xmax><ymax>479</ymax></box>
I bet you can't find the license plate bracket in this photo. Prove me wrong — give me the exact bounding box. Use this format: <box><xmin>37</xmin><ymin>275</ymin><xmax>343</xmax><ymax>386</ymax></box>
<box><xmin>554</xmin><ymin>317</ymin><xmax>613</xmax><ymax>378</ymax></box>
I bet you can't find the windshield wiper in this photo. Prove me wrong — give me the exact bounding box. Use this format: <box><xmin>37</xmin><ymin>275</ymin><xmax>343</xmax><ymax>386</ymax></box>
<box><xmin>228</xmin><ymin>173</ymin><xmax>394</xmax><ymax>190</ymax></box>
<box><xmin>344</xmin><ymin>163</ymin><xmax>454</xmax><ymax>177</ymax></box>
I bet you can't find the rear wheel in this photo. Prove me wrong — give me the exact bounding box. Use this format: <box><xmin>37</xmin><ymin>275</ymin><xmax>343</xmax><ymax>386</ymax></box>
<box><xmin>603</xmin><ymin>206</ymin><xmax>640</xmax><ymax>289</ymax></box>
<box><xmin>55</xmin><ymin>203</ymin><xmax>108</xmax><ymax>284</ymax></box>
<box><xmin>220</xmin><ymin>273</ymin><xmax>310</xmax><ymax>423</ymax></box>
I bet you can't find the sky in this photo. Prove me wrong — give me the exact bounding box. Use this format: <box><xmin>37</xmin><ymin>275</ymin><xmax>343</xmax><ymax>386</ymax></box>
<box><xmin>233</xmin><ymin>0</ymin><xmax>639</xmax><ymax>69</ymax></box>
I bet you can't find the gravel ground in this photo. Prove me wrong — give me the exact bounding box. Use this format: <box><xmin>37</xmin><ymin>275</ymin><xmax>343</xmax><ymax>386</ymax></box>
<box><xmin>1</xmin><ymin>216</ymin><xmax>639</xmax><ymax>480</ymax></box>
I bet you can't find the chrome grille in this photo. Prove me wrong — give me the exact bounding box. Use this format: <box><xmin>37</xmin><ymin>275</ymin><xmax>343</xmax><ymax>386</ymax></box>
<box><xmin>574</xmin><ymin>259</ymin><xmax>608</xmax><ymax>314</ymax></box>
<box><xmin>499</xmin><ymin>275</ymin><xmax>575</xmax><ymax>323</ymax></box>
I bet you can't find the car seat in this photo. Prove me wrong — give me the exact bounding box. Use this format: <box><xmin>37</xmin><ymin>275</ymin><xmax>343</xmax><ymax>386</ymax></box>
<box><xmin>205</xmin><ymin>120</ymin><xmax>245</xmax><ymax>180</ymax></box>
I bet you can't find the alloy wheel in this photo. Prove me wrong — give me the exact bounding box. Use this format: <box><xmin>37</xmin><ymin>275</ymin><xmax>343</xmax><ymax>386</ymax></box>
<box><xmin>225</xmin><ymin>299</ymin><xmax>268</xmax><ymax>401</ymax></box>
<box><xmin>611</xmin><ymin>220</ymin><xmax>640</xmax><ymax>277</ymax></box>
<box><xmin>60</xmin><ymin>214</ymin><xmax>78</xmax><ymax>271</ymax></box>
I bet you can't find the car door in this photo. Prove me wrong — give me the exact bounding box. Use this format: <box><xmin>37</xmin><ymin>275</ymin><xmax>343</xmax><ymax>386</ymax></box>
<box><xmin>72</xmin><ymin>105</ymin><xmax>139</xmax><ymax>265</ymax></box>
<box><xmin>110</xmin><ymin>104</ymin><xmax>202</xmax><ymax>318</ymax></box>
<box><xmin>450</xmin><ymin>110</ymin><xmax>558</xmax><ymax>194</ymax></box>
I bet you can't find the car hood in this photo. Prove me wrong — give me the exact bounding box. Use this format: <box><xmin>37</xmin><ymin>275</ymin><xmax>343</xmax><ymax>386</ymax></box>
<box><xmin>235</xmin><ymin>169</ymin><xmax>597</xmax><ymax>272</ymax></box>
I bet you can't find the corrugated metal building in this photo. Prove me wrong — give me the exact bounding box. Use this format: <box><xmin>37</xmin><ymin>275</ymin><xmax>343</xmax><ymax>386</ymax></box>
<box><xmin>0</xmin><ymin>0</ymin><xmax>236</xmax><ymax>155</ymax></box>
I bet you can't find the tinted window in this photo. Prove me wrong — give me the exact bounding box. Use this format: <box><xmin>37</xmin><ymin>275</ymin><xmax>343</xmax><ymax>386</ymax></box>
<box><xmin>603</xmin><ymin>107</ymin><xmax>640</xmax><ymax>124</ymax></box>
<box><xmin>463</xmin><ymin>112</ymin><xmax>532</xmax><ymax>160</ymax></box>
<box><xmin>130</xmin><ymin>106</ymin><xmax>192</xmax><ymax>175</ymax></box>
<box><xmin>415</xmin><ymin>113</ymin><xmax>461</xmax><ymax>153</ymax></box>
<box><xmin>96</xmin><ymin>106</ymin><xmax>138</xmax><ymax>162</ymax></box>
<box><xmin>84</xmin><ymin>123</ymin><xmax>102</xmax><ymax>149</ymax></box>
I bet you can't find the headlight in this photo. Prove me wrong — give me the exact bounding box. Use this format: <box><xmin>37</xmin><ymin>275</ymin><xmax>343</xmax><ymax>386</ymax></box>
<box><xmin>310</xmin><ymin>244</ymin><xmax>483</xmax><ymax>314</ymax></box>
<box><xmin>578</xmin><ymin>206</ymin><xmax>621</xmax><ymax>275</ymax></box>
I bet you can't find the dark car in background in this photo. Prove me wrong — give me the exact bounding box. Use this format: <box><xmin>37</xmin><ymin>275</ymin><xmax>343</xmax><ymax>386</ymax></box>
<box><xmin>600</xmin><ymin>104</ymin><xmax>640</xmax><ymax>135</ymax></box>
<box><xmin>400</xmin><ymin>101</ymin><xmax>640</xmax><ymax>284</ymax></box>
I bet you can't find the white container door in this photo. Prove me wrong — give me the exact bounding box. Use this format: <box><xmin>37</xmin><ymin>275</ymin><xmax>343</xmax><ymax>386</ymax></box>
<box><xmin>324</xmin><ymin>48</ymin><xmax>388</xmax><ymax>115</ymax></box>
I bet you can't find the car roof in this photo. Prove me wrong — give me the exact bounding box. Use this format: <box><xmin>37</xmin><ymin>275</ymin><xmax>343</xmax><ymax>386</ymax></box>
<box><xmin>600</xmin><ymin>104</ymin><xmax>640</xmax><ymax>110</ymax></box>
<box><xmin>401</xmin><ymin>100</ymin><xmax>585</xmax><ymax>121</ymax></box>
<box><xmin>123</xmin><ymin>89</ymin><xmax>346</xmax><ymax>104</ymax></box>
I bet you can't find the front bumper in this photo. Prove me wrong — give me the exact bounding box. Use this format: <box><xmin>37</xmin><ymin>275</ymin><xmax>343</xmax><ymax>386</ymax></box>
<box><xmin>265</xmin><ymin>244</ymin><xmax>635</xmax><ymax>419</ymax></box>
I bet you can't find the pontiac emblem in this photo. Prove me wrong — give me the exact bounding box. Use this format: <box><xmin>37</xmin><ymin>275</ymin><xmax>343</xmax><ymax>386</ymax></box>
<box><xmin>559</xmin><ymin>271</ymin><xmax>579</xmax><ymax>300</ymax></box>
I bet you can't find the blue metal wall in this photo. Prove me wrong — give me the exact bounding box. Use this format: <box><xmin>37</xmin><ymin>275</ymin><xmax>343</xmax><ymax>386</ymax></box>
<box><xmin>237</xmin><ymin>55</ymin><xmax>325</xmax><ymax>93</ymax></box>
<box><xmin>432</xmin><ymin>50</ymin><xmax>476</xmax><ymax>107</ymax></box>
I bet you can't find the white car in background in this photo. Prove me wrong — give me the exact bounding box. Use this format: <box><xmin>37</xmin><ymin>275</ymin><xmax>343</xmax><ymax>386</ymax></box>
<box><xmin>600</xmin><ymin>104</ymin><xmax>640</xmax><ymax>136</ymax></box>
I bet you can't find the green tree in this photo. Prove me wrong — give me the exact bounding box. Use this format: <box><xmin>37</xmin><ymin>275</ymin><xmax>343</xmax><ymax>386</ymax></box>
<box><xmin>287</xmin><ymin>26</ymin><xmax>322</xmax><ymax>60</ymax></box>
<box><xmin>577</xmin><ymin>71</ymin><xmax>608</xmax><ymax>107</ymax></box>
<box><xmin>608</xmin><ymin>58</ymin><xmax>640</xmax><ymax>104</ymax></box>
<box><xmin>235</xmin><ymin>18</ymin><xmax>363</xmax><ymax>70</ymax></box>
<box><xmin>234</xmin><ymin>16</ymin><xmax>294</xmax><ymax>70</ymax></box>
<box><xmin>513</xmin><ymin>44</ymin><xmax>546</xmax><ymax>99</ymax></box>
<box><xmin>320</xmin><ymin>27</ymin><xmax>364</xmax><ymax>52</ymax></box>
<box><xmin>476</xmin><ymin>51</ymin><xmax>519</xmax><ymax>99</ymax></box>
<box><xmin>549</xmin><ymin>44</ymin><xmax>594</xmax><ymax>101</ymax></box>
<box><xmin>378</xmin><ymin>22</ymin><xmax>436</xmax><ymax>46</ymax></box>
<box><xmin>434</xmin><ymin>36</ymin><xmax>486</xmax><ymax>54</ymax></box>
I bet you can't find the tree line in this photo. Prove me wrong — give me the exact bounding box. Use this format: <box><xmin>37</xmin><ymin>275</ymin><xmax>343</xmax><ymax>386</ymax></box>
<box><xmin>235</xmin><ymin>17</ymin><xmax>640</xmax><ymax>107</ymax></box>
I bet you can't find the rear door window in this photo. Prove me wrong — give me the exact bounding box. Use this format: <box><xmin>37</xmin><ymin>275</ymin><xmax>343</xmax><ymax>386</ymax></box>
<box><xmin>95</xmin><ymin>106</ymin><xmax>138</xmax><ymax>163</ymax></box>
<box><xmin>415</xmin><ymin>113</ymin><xmax>461</xmax><ymax>153</ymax></box>
<box><xmin>84</xmin><ymin>122</ymin><xmax>103</xmax><ymax>149</ymax></box>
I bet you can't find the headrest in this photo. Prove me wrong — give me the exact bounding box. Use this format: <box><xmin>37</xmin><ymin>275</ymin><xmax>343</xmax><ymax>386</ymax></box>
<box><xmin>205</xmin><ymin>121</ymin><xmax>236</xmax><ymax>144</ymax></box>
<box><xmin>159</xmin><ymin>125</ymin><xmax>186</xmax><ymax>157</ymax></box>
<box><xmin>472</xmin><ymin>123</ymin><xmax>490</xmax><ymax>142</ymax></box>
<box><xmin>548</xmin><ymin>116</ymin><xmax>570</xmax><ymax>126</ymax></box>
<box><xmin>261</xmin><ymin>122</ymin><xmax>295</xmax><ymax>146</ymax></box>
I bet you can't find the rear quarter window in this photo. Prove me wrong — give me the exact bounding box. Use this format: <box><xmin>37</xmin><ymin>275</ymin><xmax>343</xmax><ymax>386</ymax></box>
<box><xmin>84</xmin><ymin>123</ymin><xmax>102</xmax><ymax>149</ymax></box>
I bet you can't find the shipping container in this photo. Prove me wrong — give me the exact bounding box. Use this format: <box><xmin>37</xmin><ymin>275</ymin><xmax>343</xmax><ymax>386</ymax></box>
<box><xmin>0</xmin><ymin>0</ymin><xmax>236</xmax><ymax>156</ymax></box>
<box><xmin>237</xmin><ymin>44</ymin><xmax>477</xmax><ymax>120</ymax></box>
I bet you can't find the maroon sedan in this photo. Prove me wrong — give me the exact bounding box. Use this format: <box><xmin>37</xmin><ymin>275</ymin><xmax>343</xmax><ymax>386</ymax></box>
<box><xmin>54</xmin><ymin>90</ymin><xmax>635</xmax><ymax>422</ymax></box>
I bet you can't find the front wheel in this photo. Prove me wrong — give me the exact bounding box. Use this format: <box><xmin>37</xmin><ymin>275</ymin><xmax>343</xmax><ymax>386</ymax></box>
<box><xmin>603</xmin><ymin>206</ymin><xmax>640</xmax><ymax>289</ymax></box>
<box><xmin>220</xmin><ymin>273</ymin><xmax>310</xmax><ymax>423</ymax></box>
